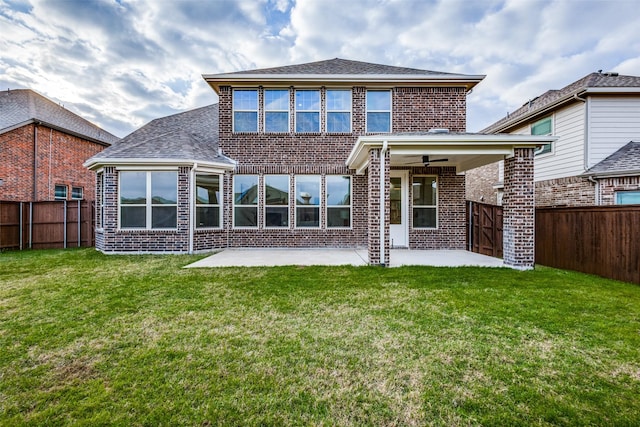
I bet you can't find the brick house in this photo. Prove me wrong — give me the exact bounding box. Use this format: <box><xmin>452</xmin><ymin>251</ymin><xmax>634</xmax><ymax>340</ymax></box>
<box><xmin>85</xmin><ymin>59</ymin><xmax>552</xmax><ymax>268</ymax></box>
<box><xmin>466</xmin><ymin>72</ymin><xmax>640</xmax><ymax>207</ymax></box>
<box><xmin>0</xmin><ymin>89</ymin><xmax>118</xmax><ymax>201</ymax></box>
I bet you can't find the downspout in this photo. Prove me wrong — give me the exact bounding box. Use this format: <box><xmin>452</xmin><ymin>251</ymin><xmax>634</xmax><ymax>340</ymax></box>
<box><xmin>33</xmin><ymin>123</ymin><xmax>38</xmax><ymax>200</ymax></box>
<box><xmin>189</xmin><ymin>162</ymin><xmax>198</xmax><ymax>254</ymax></box>
<box><xmin>380</xmin><ymin>140</ymin><xmax>388</xmax><ymax>266</ymax></box>
<box><xmin>587</xmin><ymin>175</ymin><xmax>599</xmax><ymax>205</ymax></box>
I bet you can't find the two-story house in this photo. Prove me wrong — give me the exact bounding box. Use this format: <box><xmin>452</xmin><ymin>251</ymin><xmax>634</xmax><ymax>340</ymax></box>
<box><xmin>466</xmin><ymin>72</ymin><xmax>640</xmax><ymax>207</ymax></box>
<box><xmin>1</xmin><ymin>89</ymin><xmax>118</xmax><ymax>201</ymax></box>
<box><xmin>85</xmin><ymin>58</ymin><xmax>552</xmax><ymax>268</ymax></box>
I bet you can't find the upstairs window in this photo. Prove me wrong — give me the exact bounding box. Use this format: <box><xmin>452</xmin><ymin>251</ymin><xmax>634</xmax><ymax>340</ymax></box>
<box><xmin>295</xmin><ymin>175</ymin><xmax>320</xmax><ymax>227</ymax></box>
<box><xmin>366</xmin><ymin>90</ymin><xmax>391</xmax><ymax>133</ymax></box>
<box><xmin>532</xmin><ymin>116</ymin><xmax>552</xmax><ymax>155</ymax></box>
<box><xmin>54</xmin><ymin>184</ymin><xmax>67</xmax><ymax>200</ymax></box>
<box><xmin>119</xmin><ymin>171</ymin><xmax>177</xmax><ymax>229</ymax></box>
<box><xmin>264</xmin><ymin>89</ymin><xmax>289</xmax><ymax>133</ymax></box>
<box><xmin>233</xmin><ymin>89</ymin><xmax>258</xmax><ymax>132</ymax></box>
<box><xmin>264</xmin><ymin>175</ymin><xmax>290</xmax><ymax>228</ymax></box>
<box><xmin>233</xmin><ymin>175</ymin><xmax>258</xmax><ymax>227</ymax></box>
<box><xmin>412</xmin><ymin>176</ymin><xmax>437</xmax><ymax>229</ymax></box>
<box><xmin>295</xmin><ymin>90</ymin><xmax>320</xmax><ymax>133</ymax></box>
<box><xmin>195</xmin><ymin>174</ymin><xmax>221</xmax><ymax>228</ymax></box>
<box><xmin>326</xmin><ymin>89</ymin><xmax>351</xmax><ymax>133</ymax></box>
<box><xmin>326</xmin><ymin>175</ymin><xmax>351</xmax><ymax>228</ymax></box>
<box><xmin>71</xmin><ymin>186</ymin><xmax>83</xmax><ymax>200</ymax></box>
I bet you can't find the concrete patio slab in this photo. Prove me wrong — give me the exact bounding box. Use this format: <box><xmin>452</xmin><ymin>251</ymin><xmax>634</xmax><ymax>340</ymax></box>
<box><xmin>185</xmin><ymin>248</ymin><xmax>505</xmax><ymax>268</ymax></box>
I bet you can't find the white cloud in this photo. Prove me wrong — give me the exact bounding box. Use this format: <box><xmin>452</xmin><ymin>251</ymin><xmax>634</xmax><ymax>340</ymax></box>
<box><xmin>1</xmin><ymin>0</ymin><xmax>639</xmax><ymax>136</ymax></box>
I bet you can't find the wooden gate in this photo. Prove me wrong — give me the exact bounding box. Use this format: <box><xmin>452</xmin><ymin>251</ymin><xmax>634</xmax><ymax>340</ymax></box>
<box><xmin>467</xmin><ymin>201</ymin><xmax>503</xmax><ymax>258</ymax></box>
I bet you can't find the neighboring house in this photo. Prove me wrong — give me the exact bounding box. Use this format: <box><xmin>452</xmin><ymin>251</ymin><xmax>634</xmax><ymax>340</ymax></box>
<box><xmin>466</xmin><ymin>71</ymin><xmax>640</xmax><ymax>207</ymax></box>
<box><xmin>85</xmin><ymin>58</ymin><xmax>552</xmax><ymax>268</ymax></box>
<box><xmin>0</xmin><ymin>89</ymin><xmax>118</xmax><ymax>202</ymax></box>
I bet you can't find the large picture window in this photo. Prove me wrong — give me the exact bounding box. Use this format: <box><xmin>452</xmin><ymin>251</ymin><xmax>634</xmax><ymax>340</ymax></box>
<box><xmin>264</xmin><ymin>175</ymin><xmax>289</xmax><ymax>227</ymax></box>
<box><xmin>295</xmin><ymin>175</ymin><xmax>320</xmax><ymax>227</ymax></box>
<box><xmin>120</xmin><ymin>171</ymin><xmax>177</xmax><ymax>229</ymax></box>
<box><xmin>233</xmin><ymin>89</ymin><xmax>258</xmax><ymax>132</ymax></box>
<box><xmin>295</xmin><ymin>90</ymin><xmax>320</xmax><ymax>133</ymax></box>
<box><xmin>264</xmin><ymin>89</ymin><xmax>289</xmax><ymax>133</ymax></box>
<box><xmin>326</xmin><ymin>89</ymin><xmax>351</xmax><ymax>133</ymax></box>
<box><xmin>195</xmin><ymin>174</ymin><xmax>221</xmax><ymax>228</ymax></box>
<box><xmin>412</xmin><ymin>176</ymin><xmax>437</xmax><ymax>228</ymax></box>
<box><xmin>234</xmin><ymin>175</ymin><xmax>258</xmax><ymax>227</ymax></box>
<box><xmin>366</xmin><ymin>90</ymin><xmax>391</xmax><ymax>133</ymax></box>
<box><xmin>532</xmin><ymin>116</ymin><xmax>552</xmax><ymax>155</ymax></box>
<box><xmin>326</xmin><ymin>175</ymin><xmax>351</xmax><ymax>228</ymax></box>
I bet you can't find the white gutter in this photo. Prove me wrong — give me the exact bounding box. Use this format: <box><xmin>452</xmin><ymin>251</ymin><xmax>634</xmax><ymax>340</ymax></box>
<box><xmin>189</xmin><ymin>162</ymin><xmax>198</xmax><ymax>254</ymax></box>
<box><xmin>380</xmin><ymin>141</ymin><xmax>388</xmax><ymax>266</ymax></box>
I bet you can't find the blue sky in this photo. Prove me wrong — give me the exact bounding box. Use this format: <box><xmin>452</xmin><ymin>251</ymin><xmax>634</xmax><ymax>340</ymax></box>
<box><xmin>1</xmin><ymin>0</ymin><xmax>639</xmax><ymax>137</ymax></box>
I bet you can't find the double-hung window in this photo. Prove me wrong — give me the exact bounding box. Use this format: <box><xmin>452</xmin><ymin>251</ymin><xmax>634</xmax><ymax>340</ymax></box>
<box><xmin>412</xmin><ymin>176</ymin><xmax>437</xmax><ymax>228</ymax></box>
<box><xmin>295</xmin><ymin>90</ymin><xmax>320</xmax><ymax>133</ymax></box>
<box><xmin>532</xmin><ymin>116</ymin><xmax>552</xmax><ymax>155</ymax></box>
<box><xmin>264</xmin><ymin>175</ymin><xmax>289</xmax><ymax>227</ymax></box>
<box><xmin>195</xmin><ymin>174</ymin><xmax>221</xmax><ymax>228</ymax></box>
<box><xmin>366</xmin><ymin>90</ymin><xmax>391</xmax><ymax>133</ymax></box>
<box><xmin>326</xmin><ymin>89</ymin><xmax>351</xmax><ymax>133</ymax></box>
<box><xmin>71</xmin><ymin>186</ymin><xmax>83</xmax><ymax>200</ymax></box>
<box><xmin>97</xmin><ymin>172</ymin><xmax>104</xmax><ymax>229</ymax></box>
<box><xmin>54</xmin><ymin>184</ymin><xmax>67</xmax><ymax>200</ymax></box>
<box><xmin>233</xmin><ymin>89</ymin><xmax>258</xmax><ymax>132</ymax></box>
<box><xmin>119</xmin><ymin>171</ymin><xmax>177</xmax><ymax>229</ymax></box>
<box><xmin>326</xmin><ymin>175</ymin><xmax>351</xmax><ymax>228</ymax></box>
<box><xmin>233</xmin><ymin>175</ymin><xmax>258</xmax><ymax>227</ymax></box>
<box><xmin>295</xmin><ymin>175</ymin><xmax>320</xmax><ymax>227</ymax></box>
<box><xmin>264</xmin><ymin>89</ymin><xmax>289</xmax><ymax>133</ymax></box>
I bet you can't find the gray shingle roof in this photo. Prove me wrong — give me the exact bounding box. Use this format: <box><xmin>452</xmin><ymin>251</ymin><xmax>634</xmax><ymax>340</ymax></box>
<box><xmin>0</xmin><ymin>88</ymin><xmax>118</xmax><ymax>145</ymax></box>
<box><xmin>214</xmin><ymin>58</ymin><xmax>460</xmax><ymax>76</ymax></box>
<box><xmin>585</xmin><ymin>141</ymin><xmax>640</xmax><ymax>176</ymax></box>
<box><xmin>484</xmin><ymin>72</ymin><xmax>640</xmax><ymax>133</ymax></box>
<box><xmin>89</xmin><ymin>103</ymin><xmax>234</xmax><ymax>166</ymax></box>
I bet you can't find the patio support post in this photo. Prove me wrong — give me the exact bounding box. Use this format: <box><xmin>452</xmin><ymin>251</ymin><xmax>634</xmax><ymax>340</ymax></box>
<box><xmin>367</xmin><ymin>147</ymin><xmax>390</xmax><ymax>266</ymax></box>
<box><xmin>502</xmin><ymin>147</ymin><xmax>535</xmax><ymax>269</ymax></box>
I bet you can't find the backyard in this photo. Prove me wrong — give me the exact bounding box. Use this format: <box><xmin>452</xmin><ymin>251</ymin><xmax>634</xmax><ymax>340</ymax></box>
<box><xmin>1</xmin><ymin>249</ymin><xmax>639</xmax><ymax>426</ymax></box>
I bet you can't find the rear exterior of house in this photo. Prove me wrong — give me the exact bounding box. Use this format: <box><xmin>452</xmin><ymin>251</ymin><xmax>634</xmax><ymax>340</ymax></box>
<box><xmin>466</xmin><ymin>72</ymin><xmax>640</xmax><ymax>207</ymax></box>
<box><xmin>0</xmin><ymin>89</ymin><xmax>117</xmax><ymax>202</ymax></box>
<box><xmin>87</xmin><ymin>59</ymin><xmax>549</xmax><ymax>268</ymax></box>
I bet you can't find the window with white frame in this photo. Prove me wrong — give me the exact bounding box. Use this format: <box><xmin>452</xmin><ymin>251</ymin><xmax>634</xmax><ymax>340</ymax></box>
<box><xmin>326</xmin><ymin>175</ymin><xmax>351</xmax><ymax>227</ymax></box>
<box><xmin>264</xmin><ymin>175</ymin><xmax>289</xmax><ymax>227</ymax></box>
<box><xmin>233</xmin><ymin>89</ymin><xmax>258</xmax><ymax>132</ymax></box>
<box><xmin>295</xmin><ymin>90</ymin><xmax>320</xmax><ymax>133</ymax></box>
<box><xmin>119</xmin><ymin>171</ymin><xmax>177</xmax><ymax>229</ymax></box>
<box><xmin>233</xmin><ymin>175</ymin><xmax>258</xmax><ymax>227</ymax></box>
<box><xmin>532</xmin><ymin>116</ymin><xmax>552</xmax><ymax>155</ymax></box>
<box><xmin>54</xmin><ymin>184</ymin><xmax>67</xmax><ymax>200</ymax></box>
<box><xmin>97</xmin><ymin>172</ymin><xmax>104</xmax><ymax>228</ymax></box>
<box><xmin>71</xmin><ymin>186</ymin><xmax>83</xmax><ymax>200</ymax></box>
<box><xmin>366</xmin><ymin>90</ymin><xmax>391</xmax><ymax>133</ymax></box>
<box><xmin>295</xmin><ymin>175</ymin><xmax>320</xmax><ymax>227</ymax></box>
<box><xmin>195</xmin><ymin>174</ymin><xmax>221</xmax><ymax>228</ymax></box>
<box><xmin>412</xmin><ymin>176</ymin><xmax>437</xmax><ymax>228</ymax></box>
<box><xmin>264</xmin><ymin>89</ymin><xmax>289</xmax><ymax>133</ymax></box>
<box><xmin>326</xmin><ymin>89</ymin><xmax>351</xmax><ymax>133</ymax></box>
<box><xmin>616</xmin><ymin>190</ymin><xmax>640</xmax><ymax>205</ymax></box>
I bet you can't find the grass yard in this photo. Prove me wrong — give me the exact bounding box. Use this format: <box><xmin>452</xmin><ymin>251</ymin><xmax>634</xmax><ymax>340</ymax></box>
<box><xmin>1</xmin><ymin>249</ymin><xmax>640</xmax><ymax>426</ymax></box>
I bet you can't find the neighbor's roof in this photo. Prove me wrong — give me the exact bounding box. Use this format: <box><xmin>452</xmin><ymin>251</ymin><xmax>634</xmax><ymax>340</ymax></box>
<box><xmin>483</xmin><ymin>72</ymin><xmax>640</xmax><ymax>133</ymax></box>
<box><xmin>0</xmin><ymin>88</ymin><xmax>118</xmax><ymax>145</ymax></box>
<box><xmin>584</xmin><ymin>141</ymin><xmax>640</xmax><ymax>177</ymax></box>
<box><xmin>85</xmin><ymin>104</ymin><xmax>235</xmax><ymax>170</ymax></box>
<box><xmin>203</xmin><ymin>58</ymin><xmax>485</xmax><ymax>92</ymax></box>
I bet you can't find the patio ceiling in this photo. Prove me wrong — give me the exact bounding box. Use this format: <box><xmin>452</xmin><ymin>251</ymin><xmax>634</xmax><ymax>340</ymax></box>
<box><xmin>346</xmin><ymin>133</ymin><xmax>557</xmax><ymax>174</ymax></box>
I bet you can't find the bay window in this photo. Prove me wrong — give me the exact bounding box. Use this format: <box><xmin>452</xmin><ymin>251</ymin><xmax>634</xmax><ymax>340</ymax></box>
<box><xmin>119</xmin><ymin>171</ymin><xmax>177</xmax><ymax>229</ymax></box>
<box><xmin>195</xmin><ymin>174</ymin><xmax>221</xmax><ymax>228</ymax></box>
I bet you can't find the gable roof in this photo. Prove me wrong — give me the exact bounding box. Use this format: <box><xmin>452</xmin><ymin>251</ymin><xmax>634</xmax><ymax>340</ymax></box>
<box><xmin>584</xmin><ymin>141</ymin><xmax>640</xmax><ymax>177</ymax></box>
<box><xmin>484</xmin><ymin>72</ymin><xmax>640</xmax><ymax>133</ymax></box>
<box><xmin>203</xmin><ymin>58</ymin><xmax>485</xmax><ymax>92</ymax></box>
<box><xmin>0</xmin><ymin>89</ymin><xmax>118</xmax><ymax>145</ymax></box>
<box><xmin>85</xmin><ymin>103</ymin><xmax>235</xmax><ymax>171</ymax></box>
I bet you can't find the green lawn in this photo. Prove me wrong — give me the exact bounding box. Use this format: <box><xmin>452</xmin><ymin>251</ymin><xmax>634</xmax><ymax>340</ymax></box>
<box><xmin>1</xmin><ymin>249</ymin><xmax>639</xmax><ymax>426</ymax></box>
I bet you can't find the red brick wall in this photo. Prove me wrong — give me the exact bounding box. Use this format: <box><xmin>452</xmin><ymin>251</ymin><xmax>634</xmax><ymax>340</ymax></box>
<box><xmin>465</xmin><ymin>162</ymin><xmax>500</xmax><ymax>205</ymax></box>
<box><xmin>0</xmin><ymin>124</ymin><xmax>107</xmax><ymax>201</ymax></box>
<box><xmin>598</xmin><ymin>176</ymin><xmax>640</xmax><ymax>205</ymax></box>
<box><xmin>535</xmin><ymin>176</ymin><xmax>595</xmax><ymax>207</ymax></box>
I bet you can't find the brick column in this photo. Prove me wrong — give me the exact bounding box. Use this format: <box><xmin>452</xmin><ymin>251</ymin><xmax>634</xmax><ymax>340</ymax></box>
<box><xmin>368</xmin><ymin>147</ymin><xmax>390</xmax><ymax>266</ymax></box>
<box><xmin>503</xmin><ymin>148</ymin><xmax>535</xmax><ymax>269</ymax></box>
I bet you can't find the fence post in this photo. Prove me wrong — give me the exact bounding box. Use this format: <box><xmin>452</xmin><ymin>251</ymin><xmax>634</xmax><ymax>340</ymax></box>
<box><xmin>63</xmin><ymin>200</ymin><xmax>67</xmax><ymax>249</ymax></box>
<box><xmin>29</xmin><ymin>202</ymin><xmax>33</xmax><ymax>249</ymax></box>
<box><xmin>467</xmin><ymin>201</ymin><xmax>473</xmax><ymax>251</ymax></box>
<box><xmin>78</xmin><ymin>199</ymin><xmax>81</xmax><ymax>247</ymax></box>
<box><xmin>19</xmin><ymin>202</ymin><xmax>23</xmax><ymax>250</ymax></box>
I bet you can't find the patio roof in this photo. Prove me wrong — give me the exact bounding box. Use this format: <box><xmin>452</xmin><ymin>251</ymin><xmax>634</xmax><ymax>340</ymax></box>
<box><xmin>346</xmin><ymin>132</ymin><xmax>557</xmax><ymax>174</ymax></box>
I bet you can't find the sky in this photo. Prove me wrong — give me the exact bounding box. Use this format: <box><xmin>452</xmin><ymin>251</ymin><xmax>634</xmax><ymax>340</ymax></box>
<box><xmin>1</xmin><ymin>0</ymin><xmax>639</xmax><ymax>138</ymax></box>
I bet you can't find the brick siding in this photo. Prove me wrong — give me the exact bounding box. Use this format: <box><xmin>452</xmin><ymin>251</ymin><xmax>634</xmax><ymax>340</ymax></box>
<box><xmin>598</xmin><ymin>176</ymin><xmax>640</xmax><ymax>205</ymax></box>
<box><xmin>465</xmin><ymin>162</ymin><xmax>500</xmax><ymax>205</ymax></box>
<box><xmin>535</xmin><ymin>176</ymin><xmax>595</xmax><ymax>207</ymax></box>
<box><xmin>0</xmin><ymin>124</ymin><xmax>106</xmax><ymax>201</ymax></box>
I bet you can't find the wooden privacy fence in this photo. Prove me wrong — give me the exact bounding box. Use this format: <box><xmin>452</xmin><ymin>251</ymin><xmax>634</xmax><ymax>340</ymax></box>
<box><xmin>536</xmin><ymin>205</ymin><xmax>640</xmax><ymax>284</ymax></box>
<box><xmin>0</xmin><ymin>200</ymin><xmax>95</xmax><ymax>250</ymax></box>
<box><xmin>467</xmin><ymin>201</ymin><xmax>503</xmax><ymax>258</ymax></box>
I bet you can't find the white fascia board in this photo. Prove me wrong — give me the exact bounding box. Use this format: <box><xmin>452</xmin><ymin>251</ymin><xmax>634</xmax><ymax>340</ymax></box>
<box><xmin>584</xmin><ymin>87</ymin><xmax>640</xmax><ymax>94</ymax></box>
<box><xmin>83</xmin><ymin>157</ymin><xmax>236</xmax><ymax>173</ymax></box>
<box><xmin>581</xmin><ymin>169</ymin><xmax>640</xmax><ymax>179</ymax></box>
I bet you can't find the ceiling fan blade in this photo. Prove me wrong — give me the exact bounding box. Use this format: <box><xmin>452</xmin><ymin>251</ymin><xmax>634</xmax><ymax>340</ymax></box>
<box><xmin>422</xmin><ymin>155</ymin><xmax>449</xmax><ymax>165</ymax></box>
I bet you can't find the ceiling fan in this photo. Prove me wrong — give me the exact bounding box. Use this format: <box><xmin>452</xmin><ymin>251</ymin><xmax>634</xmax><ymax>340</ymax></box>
<box><xmin>422</xmin><ymin>155</ymin><xmax>448</xmax><ymax>166</ymax></box>
<box><xmin>401</xmin><ymin>155</ymin><xmax>450</xmax><ymax>167</ymax></box>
